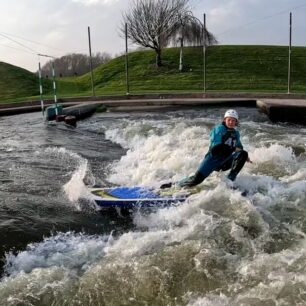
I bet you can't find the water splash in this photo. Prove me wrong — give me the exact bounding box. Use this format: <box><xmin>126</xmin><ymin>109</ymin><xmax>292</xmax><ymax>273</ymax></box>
<box><xmin>107</xmin><ymin>123</ymin><xmax>210</xmax><ymax>186</ymax></box>
<box><xmin>44</xmin><ymin>147</ymin><xmax>95</xmax><ymax>206</ymax></box>
<box><xmin>4</xmin><ymin>232</ymin><xmax>112</xmax><ymax>277</ymax></box>
<box><xmin>63</xmin><ymin>160</ymin><xmax>90</xmax><ymax>202</ymax></box>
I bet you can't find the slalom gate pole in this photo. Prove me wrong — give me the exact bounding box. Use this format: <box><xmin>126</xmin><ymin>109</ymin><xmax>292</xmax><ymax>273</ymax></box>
<box><xmin>51</xmin><ymin>61</ymin><xmax>58</xmax><ymax>115</ymax></box>
<box><xmin>38</xmin><ymin>61</ymin><xmax>44</xmax><ymax>116</ymax></box>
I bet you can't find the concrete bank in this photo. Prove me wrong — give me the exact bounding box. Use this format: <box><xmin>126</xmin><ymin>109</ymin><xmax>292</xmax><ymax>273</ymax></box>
<box><xmin>101</xmin><ymin>97</ymin><xmax>256</xmax><ymax>109</ymax></box>
<box><xmin>0</xmin><ymin>98</ymin><xmax>256</xmax><ymax>117</ymax></box>
<box><xmin>1</xmin><ymin>97</ymin><xmax>306</xmax><ymax>125</ymax></box>
<box><xmin>256</xmin><ymin>99</ymin><xmax>306</xmax><ymax>124</ymax></box>
<box><xmin>0</xmin><ymin>102</ymin><xmax>79</xmax><ymax>116</ymax></box>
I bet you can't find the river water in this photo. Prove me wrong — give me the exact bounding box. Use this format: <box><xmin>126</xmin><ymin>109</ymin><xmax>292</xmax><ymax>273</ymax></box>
<box><xmin>1</xmin><ymin>107</ymin><xmax>306</xmax><ymax>305</ymax></box>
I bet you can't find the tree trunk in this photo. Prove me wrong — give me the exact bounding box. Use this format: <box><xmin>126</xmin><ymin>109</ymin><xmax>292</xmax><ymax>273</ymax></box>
<box><xmin>155</xmin><ymin>49</ymin><xmax>162</xmax><ymax>67</ymax></box>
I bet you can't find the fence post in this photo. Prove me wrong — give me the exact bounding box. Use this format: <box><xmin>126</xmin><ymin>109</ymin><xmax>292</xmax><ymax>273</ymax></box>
<box><xmin>125</xmin><ymin>23</ymin><xmax>130</xmax><ymax>95</ymax></box>
<box><xmin>287</xmin><ymin>12</ymin><xmax>292</xmax><ymax>94</ymax></box>
<box><xmin>88</xmin><ymin>26</ymin><xmax>95</xmax><ymax>97</ymax></box>
<box><xmin>203</xmin><ymin>13</ymin><xmax>206</xmax><ymax>93</ymax></box>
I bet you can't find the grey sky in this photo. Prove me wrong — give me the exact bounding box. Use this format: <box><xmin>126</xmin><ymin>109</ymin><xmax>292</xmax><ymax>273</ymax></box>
<box><xmin>0</xmin><ymin>0</ymin><xmax>306</xmax><ymax>72</ymax></box>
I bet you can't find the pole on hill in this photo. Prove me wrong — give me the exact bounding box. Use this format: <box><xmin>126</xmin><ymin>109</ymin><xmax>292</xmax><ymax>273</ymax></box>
<box><xmin>88</xmin><ymin>26</ymin><xmax>95</xmax><ymax>97</ymax></box>
<box><xmin>125</xmin><ymin>23</ymin><xmax>130</xmax><ymax>95</ymax></box>
<box><xmin>38</xmin><ymin>61</ymin><xmax>44</xmax><ymax>116</ymax></box>
<box><xmin>203</xmin><ymin>13</ymin><xmax>206</xmax><ymax>93</ymax></box>
<box><xmin>287</xmin><ymin>12</ymin><xmax>292</xmax><ymax>94</ymax></box>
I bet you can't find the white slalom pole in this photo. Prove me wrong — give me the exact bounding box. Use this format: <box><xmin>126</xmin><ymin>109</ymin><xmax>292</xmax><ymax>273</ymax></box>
<box><xmin>38</xmin><ymin>61</ymin><xmax>44</xmax><ymax>116</ymax></box>
<box><xmin>51</xmin><ymin>61</ymin><xmax>58</xmax><ymax>115</ymax></box>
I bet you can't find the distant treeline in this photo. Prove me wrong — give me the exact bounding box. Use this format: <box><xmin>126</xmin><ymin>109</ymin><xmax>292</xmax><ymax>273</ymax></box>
<box><xmin>40</xmin><ymin>52</ymin><xmax>112</xmax><ymax>78</ymax></box>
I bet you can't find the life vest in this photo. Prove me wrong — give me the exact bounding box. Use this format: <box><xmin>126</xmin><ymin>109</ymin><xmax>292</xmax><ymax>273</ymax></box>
<box><xmin>222</xmin><ymin>129</ymin><xmax>239</xmax><ymax>150</ymax></box>
<box><xmin>209</xmin><ymin>123</ymin><xmax>242</xmax><ymax>157</ymax></box>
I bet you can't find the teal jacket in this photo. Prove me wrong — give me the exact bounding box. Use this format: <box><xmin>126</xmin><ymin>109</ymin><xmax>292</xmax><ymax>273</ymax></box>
<box><xmin>209</xmin><ymin>123</ymin><xmax>243</xmax><ymax>157</ymax></box>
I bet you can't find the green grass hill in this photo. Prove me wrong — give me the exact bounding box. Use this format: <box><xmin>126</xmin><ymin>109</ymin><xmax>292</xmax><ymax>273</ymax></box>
<box><xmin>0</xmin><ymin>62</ymin><xmax>52</xmax><ymax>103</ymax></box>
<box><xmin>1</xmin><ymin>45</ymin><xmax>306</xmax><ymax>103</ymax></box>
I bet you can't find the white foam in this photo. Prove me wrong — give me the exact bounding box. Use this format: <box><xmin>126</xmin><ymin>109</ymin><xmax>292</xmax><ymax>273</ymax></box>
<box><xmin>3</xmin><ymin>111</ymin><xmax>306</xmax><ymax>304</ymax></box>
<box><xmin>186</xmin><ymin>294</ymin><xmax>231</xmax><ymax>306</ymax></box>
<box><xmin>44</xmin><ymin>146</ymin><xmax>84</xmax><ymax>162</ymax></box>
<box><xmin>281</xmin><ymin>168</ymin><xmax>306</xmax><ymax>183</ymax></box>
<box><xmin>107</xmin><ymin>124</ymin><xmax>210</xmax><ymax>186</ymax></box>
<box><xmin>4</xmin><ymin>232</ymin><xmax>112</xmax><ymax>277</ymax></box>
<box><xmin>252</xmin><ymin>144</ymin><xmax>296</xmax><ymax>166</ymax></box>
<box><xmin>233</xmin><ymin>240</ymin><xmax>306</xmax><ymax>305</ymax></box>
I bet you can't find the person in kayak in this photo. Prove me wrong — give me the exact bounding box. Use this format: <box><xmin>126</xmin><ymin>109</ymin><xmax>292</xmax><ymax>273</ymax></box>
<box><xmin>161</xmin><ymin>109</ymin><xmax>251</xmax><ymax>189</ymax></box>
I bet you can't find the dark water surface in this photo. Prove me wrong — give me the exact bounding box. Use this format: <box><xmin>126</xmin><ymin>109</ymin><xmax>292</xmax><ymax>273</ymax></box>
<box><xmin>0</xmin><ymin>112</ymin><xmax>132</xmax><ymax>270</ymax></box>
<box><xmin>1</xmin><ymin>107</ymin><xmax>306</xmax><ymax>305</ymax></box>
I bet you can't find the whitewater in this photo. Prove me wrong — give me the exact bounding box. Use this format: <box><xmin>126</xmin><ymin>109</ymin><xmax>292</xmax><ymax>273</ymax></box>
<box><xmin>1</xmin><ymin>107</ymin><xmax>306</xmax><ymax>305</ymax></box>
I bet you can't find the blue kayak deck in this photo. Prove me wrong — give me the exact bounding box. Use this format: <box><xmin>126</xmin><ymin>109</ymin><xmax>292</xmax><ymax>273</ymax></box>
<box><xmin>90</xmin><ymin>186</ymin><xmax>189</xmax><ymax>208</ymax></box>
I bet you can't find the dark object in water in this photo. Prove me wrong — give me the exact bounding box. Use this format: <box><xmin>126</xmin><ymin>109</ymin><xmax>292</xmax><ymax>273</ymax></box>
<box><xmin>56</xmin><ymin>115</ymin><xmax>66</xmax><ymax>122</ymax></box>
<box><xmin>65</xmin><ymin>115</ymin><xmax>77</xmax><ymax>127</ymax></box>
<box><xmin>45</xmin><ymin>105</ymin><xmax>63</xmax><ymax>121</ymax></box>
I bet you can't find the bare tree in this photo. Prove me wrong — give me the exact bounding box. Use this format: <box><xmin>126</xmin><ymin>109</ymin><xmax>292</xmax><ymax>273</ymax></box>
<box><xmin>171</xmin><ymin>11</ymin><xmax>217</xmax><ymax>71</ymax></box>
<box><xmin>122</xmin><ymin>0</ymin><xmax>189</xmax><ymax>67</ymax></box>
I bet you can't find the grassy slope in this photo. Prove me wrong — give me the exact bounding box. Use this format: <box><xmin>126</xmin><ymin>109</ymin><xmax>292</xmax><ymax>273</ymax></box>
<box><xmin>70</xmin><ymin>45</ymin><xmax>306</xmax><ymax>94</ymax></box>
<box><xmin>1</xmin><ymin>45</ymin><xmax>306</xmax><ymax>103</ymax></box>
<box><xmin>0</xmin><ymin>62</ymin><xmax>37</xmax><ymax>102</ymax></box>
<box><xmin>0</xmin><ymin>62</ymin><xmax>53</xmax><ymax>103</ymax></box>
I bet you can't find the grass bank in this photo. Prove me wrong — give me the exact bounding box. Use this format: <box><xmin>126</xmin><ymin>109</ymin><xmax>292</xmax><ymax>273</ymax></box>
<box><xmin>1</xmin><ymin>45</ymin><xmax>306</xmax><ymax>104</ymax></box>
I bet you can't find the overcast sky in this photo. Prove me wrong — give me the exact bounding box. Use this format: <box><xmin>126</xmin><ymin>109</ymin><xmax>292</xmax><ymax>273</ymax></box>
<box><xmin>1</xmin><ymin>0</ymin><xmax>306</xmax><ymax>72</ymax></box>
